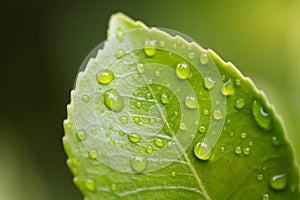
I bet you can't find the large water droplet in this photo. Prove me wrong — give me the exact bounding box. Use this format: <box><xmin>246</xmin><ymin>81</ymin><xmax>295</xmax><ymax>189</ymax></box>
<box><xmin>176</xmin><ymin>62</ymin><xmax>190</xmax><ymax>80</ymax></box>
<box><xmin>76</xmin><ymin>131</ymin><xmax>87</xmax><ymax>141</ymax></box>
<box><xmin>194</xmin><ymin>140</ymin><xmax>212</xmax><ymax>160</ymax></box>
<box><xmin>103</xmin><ymin>89</ymin><xmax>124</xmax><ymax>112</ymax></box>
<box><xmin>96</xmin><ymin>69</ymin><xmax>114</xmax><ymax>85</ymax></box>
<box><xmin>185</xmin><ymin>96</ymin><xmax>197</xmax><ymax>109</ymax></box>
<box><xmin>235</xmin><ymin>98</ymin><xmax>246</xmax><ymax>109</ymax></box>
<box><xmin>222</xmin><ymin>79</ymin><xmax>235</xmax><ymax>96</ymax></box>
<box><xmin>128</xmin><ymin>133</ymin><xmax>141</xmax><ymax>143</ymax></box>
<box><xmin>144</xmin><ymin>40</ymin><xmax>157</xmax><ymax>57</ymax></box>
<box><xmin>204</xmin><ymin>77</ymin><xmax>215</xmax><ymax>90</ymax></box>
<box><xmin>130</xmin><ymin>154</ymin><xmax>147</xmax><ymax>173</ymax></box>
<box><xmin>84</xmin><ymin>179</ymin><xmax>96</xmax><ymax>191</ymax></box>
<box><xmin>115</xmin><ymin>48</ymin><xmax>125</xmax><ymax>58</ymax></box>
<box><xmin>270</xmin><ymin>174</ymin><xmax>287</xmax><ymax>190</ymax></box>
<box><xmin>200</xmin><ymin>53</ymin><xmax>208</xmax><ymax>64</ymax></box>
<box><xmin>154</xmin><ymin>137</ymin><xmax>164</xmax><ymax>148</ymax></box>
<box><xmin>161</xmin><ymin>93</ymin><xmax>169</xmax><ymax>104</ymax></box>
<box><xmin>252</xmin><ymin>100</ymin><xmax>272</xmax><ymax>130</ymax></box>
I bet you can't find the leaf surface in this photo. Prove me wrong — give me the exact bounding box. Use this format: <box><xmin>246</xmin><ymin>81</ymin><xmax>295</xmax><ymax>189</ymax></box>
<box><xmin>63</xmin><ymin>13</ymin><xmax>299</xmax><ymax>200</ymax></box>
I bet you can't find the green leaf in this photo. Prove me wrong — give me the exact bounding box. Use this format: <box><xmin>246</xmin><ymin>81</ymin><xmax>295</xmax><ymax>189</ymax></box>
<box><xmin>63</xmin><ymin>13</ymin><xmax>299</xmax><ymax>199</ymax></box>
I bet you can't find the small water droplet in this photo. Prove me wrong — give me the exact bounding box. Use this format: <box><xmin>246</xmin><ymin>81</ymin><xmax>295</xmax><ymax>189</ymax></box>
<box><xmin>167</xmin><ymin>141</ymin><xmax>173</xmax><ymax>147</ymax></box>
<box><xmin>144</xmin><ymin>40</ymin><xmax>157</xmax><ymax>57</ymax></box>
<box><xmin>240</xmin><ymin>132</ymin><xmax>247</xmax><ymax>139</ymax></box>
<box><xmin>119</xmin><ymin>116</ymin><xmax>128</xmax><ymax>124</ymax></box>
<box><xmin>130</xmin><ymin>154</ymin><xmax>147</xmax><ymax>173</ymax></box>
<box><xmin>235</xmin><ymin>146</ymin><xmax>242</xmax><ymax>155</ymax></box>
<box><xmin>213</xmin><ymin>110</ymin><xmax>224</xmax><ymax>120</ymax></box>
<box><xmin>235</xmin><ymin>79</ymin><xmax>241</xmax><ymax>86</ymax></box>
<box><xmin>88</xmin><ymin>150</ymin><xmax>98</xmax><ymax>159</ymax></box>
<box><xmin>222</xmin><ymin>79</ymin><xmax>235</xmax><ymax>96</ymax></box>
<box><xmin>110</xmin><ymin>139</ymin><xmax>115</xmax><ymax>145</ymax></box>
<box><xmin>249</xmin><ymin>141</ymin><xmax>253</xmax><ymax>146</ymax></box>
<box><xmin>252</xmin><ymin>100</ymin><xmax>272</xmax><ymax>130</ymax></box>
<box><xmin>115</xmin><ymin>48</ymin><xmax>126</xmax><ymax>58</ymax></box>
<box><xmin>270</xmin><ymin>174</ymin><xmax>287</xmax><ymax>190</ymax></box>
<box><xmin>176</xmin><ymin>62</ymin><xmax>190</xmax><ymax>80</ymax></box>
<box><xmin>243</xmin><ymin>147</ymin><xmax>250</xmax><ymax>155</ymax></box>
<box><xmin>133</xmin><ymin>91</ymin><xmax>139</xmax><ymax>97</ymax></box>
<box><xmin>235</xmin><ymin>98</ymin><xmax>246</xmax><ymax>109</ymax></box>
<box><xmin>84</xmin><ymin>179</ymin><xmax>96</xmax><ymax>191</ymax></box>
<box><xmin>116</xmin><ymin>28</ymin><xmax>124</xmax><ymax>42</ymax></box>
<box><xmin>204</xmin><ymin>77</ymin><xmax>215</xmax><ymax>90</ymax></box>
<box><xmin>272</xmin><ymin>136</ymin><xmax>281</xmax><ymax>146</ymax></box>
<box><xmin>198</xmin><ymin>125</ymin><xmax>206</xmax><ymax>133</ymax></box>
<box><xmin>82</xmin><ymin>95</ymin><xmax>90</xmax><ymax>102</ymax></box>
<box><xmin>76</xmin><ymin>131</ymin><xmax>87</xmax><ymax>141</ymax></box>
<box><xmin>155</xmin><ymin>70</ymin><xmax>160</xmax><ymax>77</ymax></box>
<box><xmin>230</xmin><ymin>132</ymin><xmax>234</xmax><ymax>137</ymax></box>
<box><xmin>132</xmin><ymin>74</ymin><xmax>140</xmax><ymax>80</ymax></box>
<box><xmin>161</xmin><ymin>93</ymin><xmax>169</xmax><ymax>104</ymax></box>
<box><xmin>146</xmin><ymin>146</ymin><xmax>153</xmax><ymax>153</ymax></box>
<box><xmin>136</xmin><ymin>63</ymin><xmax>145</xmax><ymax>73</ymax></box>
<box><xmin>133</xmin><ymin>117</ymin><xmax>140</xmax><ymax>124</ymax></box>
<box><xmin>257</xmin><ymin>173</ymin><xmax>264</xmax><ymax>181</ymax></box>
<box><xmin>111</xmin><ymin>183</ymin><xmax>117</xmax><ymax>191</ymax></box>
<box><xmin>104</xmin><ymin>89</ymin><xmax>124</xmax><ymax>112</ymax></box>
<box><xmin>159</xmin><ymin>41</ymin><xmax>166</xmax><ymax>47</ymax></box>
<box><xmin>96</xmin><ymin>69</ymin><xmax>114</xmax><ymax>85</ymax></box>
<box><xmin>262</xmin><ymin>193</ymin><xmax>270</xmax><ymax>200</ymax></box>
<box><xmin>171</xmin><ymin>171</ymin><xmax>176</xmax><ymax>178</ymax></box>
<box><xmin>200</xmin><ymin>53</ymin><xmax>209</xmax><ymax>64</ymax></box>
<box><xmin>119</xmin><ymin>131</ymin><xmax>125</xmax><ymax>136</ymax></box>
<box><xmin>179</xmin><ymin>122</ymin><xmax>187</xmax><ymax>130</ymax></box>
<box><xmin>188</xmin><ymin>52</ymin><xmax>195</xmax><ymax>59</ymax></box>
<box><xmin>185</xmin><ymin>96</ymin><xmax>197</xmax><ymax>109</ymax></box>
<box><xmin>174</xmin><ymin>111</ymin><xmax>178</xmax><ymax>116</ymax></box>
<box><xmin>135</xmin><ymin>101</ymin><xmax>142</xmax><ymax>108</ymax></box>
<box><xmin>203</xmin><ymin>109</ymin><xmax>209</xmax><ymax>115</ymax></box>
<box><xmin>128</xmin><ymin>133</ymin><xmax>141</xmax><ymax>143</ymax></box>
<box><xmin>145</xmin><ymin>93</ymin><xmax>152</xmax><ymax>99</ymax></box>
<box><xmin>154</xmin><ymin>137</ymin><xmax>164</xmax><ymax>148</ymax></box>
<box><xmin>194</xmin><ymin>140</ymin><xmax>212</xmax><ymax>160</ymax></box>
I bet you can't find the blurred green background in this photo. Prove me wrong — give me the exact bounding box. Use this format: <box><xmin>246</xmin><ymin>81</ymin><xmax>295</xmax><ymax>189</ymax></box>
<box><xmin>1</xmin><ymin>0</ymin><xmax>299</xmax><ymax>199</ymax></box>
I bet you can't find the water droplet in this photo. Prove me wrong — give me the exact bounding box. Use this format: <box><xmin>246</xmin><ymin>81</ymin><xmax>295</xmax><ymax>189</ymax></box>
<box><xmin>119</xmin><ymin>116</ymin><xmax>128</xmax><ymax>124</ymax></box>
<box><xmin>96</xmin><ymin>69</ymin><xmax>114</xmax><ymax>85</ymax></box>
<box><xmin>235</xmin><ymin>146</ymin><xmax>242</xmax><ymax>155</ymax></box>
<box><xmin>176</xmin><ymin>62</ymin><xmax>190</xmax><ymax>80</ymax></box>
<box><xmin>249</xmin><ymin>141</ymin><xmax>253</xmax><ymax>146</ymax></box>
<box><xmin>203</xmin><ymin>109</ymin><xmax>209</xmax><ymax>115</ymax></box>
<box><xmin>270</xmin><ymin>174</ymin><xmax>287</xmax><ymax>190</ymax></box>
<box><xmin>235</xmin><ymin>79</ymin><xmax>241</xmax><ymax>86</ymax></box>
<box><xmin>235</xmin><ymin>98</ymin><xmax>246</xmax><ymax>109</ymax></box>
<box><xmin>171</xmin><ymin>171</ymin><xmax>176</xmax><ymax>178</ymax></box>
<box><xmin>188</xmin><ymin>52</ymin><xmax>195</xmax><ymax>59</ymax></box>
<box><xmin>230</xmin><ymin>132</ymin><xmax>234</xmax><ymax>137</ymax></box>
<box><xmin>133</xmin><ymin>91</ymin><xmax>139</xmax><ymax>97</ymax></box>
<box><xmin>135</xmin><ymin>101</ymin><xmax>142</xmax><ymax>108</ymax></box>
<box><xmin>257</xmin><ymin>174</ymin><xmax>264</xmax><ymax>181</ymax></box>
<box><xmin>115</xmin><ymin>48</ymin><xmax>125</xmax><ymax>58</ymax></box>
<box><xmin>161</xmin><ymin>93</ymin><xmax>169</xmax><ymax>104</ymax></box>
<box><xmin>145</xmin><ymin>93</ymin><xmax>152</xmax><ymax>99</ymax></box>
<box><xmin>88</xmin><ymin>150</ymin><xmax>98</xmax><ymax>159</ymax></box>
<box><xmin>116</xmin><ymin>28</ymin><xmax>124</xmax><ymax>42</ymax></box>
<box><xmin>221</xmin><ymin>146</ymin><xmax>225</xmax><ymax>153</ymax></box>
<box><xmin>111</xmin><ymin>183</ymin><xmax>117</xmax><ymax>191</ymax></box>
<box><xmin>144</xmin><ymin>40</ymin><xmax>157</xmax><ymax>57</ymax></box>
<box><xmin>154</xmin><ymin>137</ymin><xmax>164</xmax><ymax>148</ymax></box>
<box><xmin>194</xmin><ymin>140</ymin><xmax>212</xmax><ymax>160</ymax></box>
<box><xmin>167</xmin><ymin>141</ymin><xmax>173</xmax><ymax>147</ymax></box>
<box><xmin>76</xmin><ymin>131</ymin><xmax>87</xmax><ymax>141</ymax></box>
<box><xmin>262</xmin><ymin>194</ymin><xmax>270</xmax><ymax>200</ymax></box>
<box><xmin>272</xmin><ymin>136</ymin><xmax>281</xmax><ymax>146</ymax></box>
<box><xmin>240</xmin><ymin>132</ymin><xmax>247</xmax><ymax>139</ymax></box>
<box><xmin>179</xmin><ymin>122</ymin><xmax>187</xmax><ymax>130</ymax></box>
<box><xmin>119</xmin><ymin>131</ymin><xmax>125</xmax><ymax>136</ymax></box>
<box><xmin>252</xmin><ymin>100</ymin><xmax>272</xmax><ymax>130</ymax></box>
<box><xmin>213</xmin><ymin>110</ymin><xmax>224</xmax><ymax>120</ymax></box>
<box><xmin>103</xmin><ymin>89</ymin><xmax>124</xmax><ymax>112</ymax></box>
<box><xmin>128</xmin><ymin>133</ymin><xmax>141</xmax><ymax>143</ymax></box>
<box><xmin>84</xmin><ymin>179</ymin><xmax>96</xmax><ymax>191</ymax></box>
<box><xmin>130</xmin><ymin>154</ymin><xmax>147</xmax><ymax>173</ymax></box>
<box><xmin>200</xmin><ymin>53</ymin><xmax>209</xmax><ymax>64</ymax></box>
<box><xmin>222</xmin><ymin>79</ymin><xmax>235</xmax><ymax>96</ymax></box>
<box><xmin>155</xmin><ymin>70</ymin><xmax>160</xmax><ymax>77</ymax></box>
<box><xmin>184</xmin><ymin>96</ymin><xmax>197</xmax><ymax>109</ymax></box>
<box><xmin>146</xmin><ymin>146</ymin><xmax>153</xmax><ymax>153</ymax></box>
<box><xmin>132</xmin><ymin>74</ymin><xmax>140</xmax><ymax>80</ymax></box>
<box><xmin>136</xmin><ymin>63</ymin><xmax>145</xmax><ymax>73</ymax></box>
<box><xmin>198</xmin><ymin>125</ymin><xmax>206</xmax><ymax>133</ymax></box>
<box><xmin>159</xmin><ymin>41</ymin><xmax>166</xmax><ymax>47</ymax></box>
<box><xmin>82</xmin><ymin>95</ymin><xmax>90</xmax><ymax>102</ymax></box>
<box><xmin>243</xmin><ymin>147</ymin><xmax>250</xmax><ymax>155</ymax></box>
<box><xmin>133</xmin><ymin>116</ymin><xmax>140</xmax><ymax>123</ymax></box>
<box><xmin>204</xmin><ymin>77</ymin><xmax>215</xmax><ymax>90</ymax></box>
<box><xmin>65</xmin><ymin>121</ymin><xmax>72</xmax><ymax>129</ymax></box>
<box><xmin>110</xmin><ymin>139</ymin><xmax>115</xmax><ymax>145</ymax></box>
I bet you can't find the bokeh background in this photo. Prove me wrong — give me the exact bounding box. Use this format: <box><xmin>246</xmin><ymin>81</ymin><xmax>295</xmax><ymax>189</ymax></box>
<box><xmin>1</xmin><ymin>0</ymin><xmax>299</xmax><ymax>199</ymax></box>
